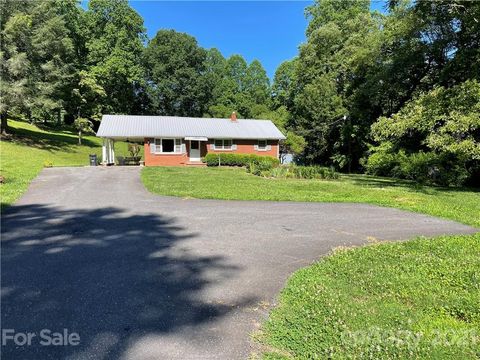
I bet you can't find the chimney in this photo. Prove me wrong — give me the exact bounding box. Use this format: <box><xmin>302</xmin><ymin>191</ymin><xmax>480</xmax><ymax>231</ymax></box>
<box><xmin>230</xmin><ymin>111</ymin><xmax>237</xmax><ymax>122</ymax></box>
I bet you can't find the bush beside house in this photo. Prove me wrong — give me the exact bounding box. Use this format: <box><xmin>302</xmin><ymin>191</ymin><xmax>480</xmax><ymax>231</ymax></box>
<box><xmin>203</xmin><ymin>153</ymin><xmax>338</xmax><ymax>180</ymax></box>
<box><xmin>203</xmin><ymin>153</ymin><xmax>280</xmax><ymax>167</ymax></box>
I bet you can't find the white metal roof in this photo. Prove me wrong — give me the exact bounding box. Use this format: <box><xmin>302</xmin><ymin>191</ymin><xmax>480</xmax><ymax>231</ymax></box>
<box><xmin>96</xmin><ymin>115</ymin><xmax>286</xmax><ymax>140</ymax></box>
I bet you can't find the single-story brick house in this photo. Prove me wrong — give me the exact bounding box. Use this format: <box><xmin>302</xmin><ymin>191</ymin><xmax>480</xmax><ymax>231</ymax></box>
<box><xmin>96</xmin><ymin>113</ymin><xmax>286</xmax><ymax>166</ymax></box>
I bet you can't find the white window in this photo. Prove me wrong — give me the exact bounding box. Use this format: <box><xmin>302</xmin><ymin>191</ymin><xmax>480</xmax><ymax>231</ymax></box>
<box><xmin>175</xmin><ymin>139</ymin><xmax>182</xmax><ymax>153</ymax></box>
<box><xmin>154</xmin><ymin>138</ymin><xmax>182</xmax><ymax>154</ymax></box>
<box><xmin>213</xmin><ymin>139</ymin><xmax>233</xmax><ymax>150</ymax></box>
<box><xmin>257</xmin><ymin>139</ymin><xmax>268</xmax><ymax>151</ymax></box>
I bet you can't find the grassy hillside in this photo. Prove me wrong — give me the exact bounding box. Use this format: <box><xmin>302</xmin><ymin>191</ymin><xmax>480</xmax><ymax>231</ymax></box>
<box><xmin>0</xmin><ymin>119</ymin><xmax>141</xmax><ymax>208</ymax></box>
<box><xmin>142</xmin><ymin>167</ymin><xmax>480</xmax><ymax>227</ymax></box>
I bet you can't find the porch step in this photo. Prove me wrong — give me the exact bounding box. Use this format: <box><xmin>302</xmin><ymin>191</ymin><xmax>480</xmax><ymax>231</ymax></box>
<box><xmin>185</xmin><ymin>161</ymin><xmax>206</xmax><ymax>166</ymax></box>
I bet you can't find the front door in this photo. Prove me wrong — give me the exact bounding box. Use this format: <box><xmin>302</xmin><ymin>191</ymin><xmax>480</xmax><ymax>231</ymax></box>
<box><xmin>190</xmin><ymin>140</ymin><xmax>201</xmax><ymax>161</ymax></box>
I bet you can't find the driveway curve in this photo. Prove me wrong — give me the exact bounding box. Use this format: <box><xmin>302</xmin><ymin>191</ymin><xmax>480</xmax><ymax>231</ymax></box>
<box><xmin>1</xmin><ymin>167</ymin><xmax>476</xmax><ymax>359</ymax></box>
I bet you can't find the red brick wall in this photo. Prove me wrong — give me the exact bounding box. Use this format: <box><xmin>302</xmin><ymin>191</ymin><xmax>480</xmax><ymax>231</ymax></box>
<box><xmin>143</xmin><ymin>138</ymin><xmax>279</xmax><ymax>166</ymax></box>
<box><xmin>143</xmin><ymin>139</ymin><xmax>188</xmax><ymax>166</ymax></box>
<box><xmin>207</xmin><ymin>139</ymin><xmax>279</xmax><ymax>158</ymax></box>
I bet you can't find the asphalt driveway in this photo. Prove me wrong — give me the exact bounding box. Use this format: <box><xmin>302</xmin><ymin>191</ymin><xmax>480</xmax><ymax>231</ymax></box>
<box><xmin>1</xmin><ymin>167</ymin><xmax>476</xmax><ymax>359</ymax></box>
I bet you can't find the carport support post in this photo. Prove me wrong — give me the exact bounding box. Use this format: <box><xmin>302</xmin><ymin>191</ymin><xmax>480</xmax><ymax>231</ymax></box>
<box><xmin>102</xmin><ymin>138</ymin><xmax>115</xmax><ymax>165</ymax></box>
<box><xmin>110</xmin><ymin>139</ymin><xmax>115</xmax><ymax>164</ymax></box>
<box><xmin>102</xmin><ymin>138</ymin><xmax>107</xmax><ymax>165</ymax></box>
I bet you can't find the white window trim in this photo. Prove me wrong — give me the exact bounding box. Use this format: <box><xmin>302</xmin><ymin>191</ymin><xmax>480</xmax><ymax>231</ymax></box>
<box><xmin>213</xmin><ymin>139</ymin><xmax>233</xmax><ymax>151</ymax></box>
<box><xmin>257</xmin><ymin>139</ymin><xmax>268</xmax><ymax>151</ymax></box>
<box><xmin>154</xmin><ymin>138</ymin><xmax>182</xmax><ymax>154</ymax></box>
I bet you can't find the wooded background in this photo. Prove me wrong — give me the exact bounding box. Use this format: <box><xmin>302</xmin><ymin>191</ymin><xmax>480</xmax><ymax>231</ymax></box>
<box><xmin>1</xmin><ymin>0</ymin><xmax>478</xmax><ymax>185</ymax></box>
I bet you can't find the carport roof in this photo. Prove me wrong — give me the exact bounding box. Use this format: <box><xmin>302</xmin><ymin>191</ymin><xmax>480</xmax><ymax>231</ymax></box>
<box><xmin>96</xmin><ymin>114</ymin><xmax>286</xmax><ymax>140</ymax></box>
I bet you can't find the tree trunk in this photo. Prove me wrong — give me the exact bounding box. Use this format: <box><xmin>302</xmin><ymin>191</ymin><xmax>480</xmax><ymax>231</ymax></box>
<box><xmin>78</xmin><ymin>130</ymin><xmax>82</xmax><ymax>145</ymax></box>
<box><xmin>0</xmin><ymin>111</ymin><xmax>8</xmax><ymax>135</ymax></box>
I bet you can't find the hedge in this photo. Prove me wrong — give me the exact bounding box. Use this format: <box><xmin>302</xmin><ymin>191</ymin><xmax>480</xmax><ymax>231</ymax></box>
<box><xmin>203</xmin><ymin>153</ymin><xmax>280</xmax><ymax>167</ymax></box>
<box><xmin>248</xmin><ymin>164</ymin><xmax>339</xmax><ymax>179</ymax></box>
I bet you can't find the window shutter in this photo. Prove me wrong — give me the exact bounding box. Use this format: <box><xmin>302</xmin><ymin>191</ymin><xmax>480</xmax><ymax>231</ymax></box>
<box><xmin>232</xmin><ymin>141</ymin><xmax>237</xmax><ymax>151</ymax></box>
<box><xmin>267</xmin><ymin>145</ymin><xmax>272</xmax><ymax>151</ymax></box>
<box><xmin>150</xmin><ymin>139</ymin><xmax>156</xmax><ymax>154</ymax></box>
<box><xmin>211</xmin><ymin>143</ymin><xmax>215</xmax><ymax>150</ymax></box>
<box><xmin>181</xmin><ymin>142</ymin><xmax>186</xmax><ymax>153</ymax></box>
<box><xmin>254</xmin><ymin>144</ymin><xmax>258</xmax><ymax>151</ymax></box>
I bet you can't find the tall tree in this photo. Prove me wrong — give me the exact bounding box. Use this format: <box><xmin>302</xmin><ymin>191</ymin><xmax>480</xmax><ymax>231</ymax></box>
<box><xmin>29</xmin><ymin>0</ymin><xmax>77</xmax><ymax>124</ymax></box>
<box><xmin>227</xmin><ymin>55</ymin><xmax>248</xmax><ymax>93</ymax></box>
<box><xmin>291</xmin><ymin>0</ymin><xmax>381</xmax><ymax>168</ymax></box>
<box><xmin>144</xmin><ymin>29</ymin><xmax>208</xmax><ymax>116</ymax></box>
<box><xmin>272</xmin><ymin>59</ymin><xmax>297</xmax><ymax>110</ymax></box>
<box><xmin>83</xmin><ymin>0</ymin><xmax>146</xmax><ymax>114</ymax></box>
<box><xmin>1</xmin><ymin>0</ymin><xmax>33</xmax><ymax>133</ymax></box>
<box><xmin>1</xmin><ymin>0</ymin><xmax>80</xmax><ymax>129</ymax></box>
<box><xmin>204</xmin><ymin>54</ymin><xmax>270</xmax><ymax>119</ymax></box>
<box><xmin>203</xmin><ymin>48</ymin><xmax>227</xmax><ymax>110</ymax></box>
<box><xmin>245</xmin><ymin>59</ymin><xmax>270</xmax><ymax>106</ymax></box>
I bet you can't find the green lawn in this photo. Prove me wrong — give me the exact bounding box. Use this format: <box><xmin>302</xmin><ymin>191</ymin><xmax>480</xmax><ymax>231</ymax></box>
<box><xmin>0</xmin><ymin>119</ymin><xmax>142</xmax><ymax>208</ymax></box>
<box><xmin>141</xmin><ymin>167</ymin><xmax>480</xmax><ymax>227</ymax></box>
<box><xmin>258</xmin><ymin>233</ymin><xmax>480</xmax><ymax>359</ymax></box>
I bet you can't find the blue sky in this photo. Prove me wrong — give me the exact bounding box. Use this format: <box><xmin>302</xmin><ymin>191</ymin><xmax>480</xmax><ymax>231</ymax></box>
<box><xmin>82</xmin><ymin>1</ymin><xmax>387</xmax><ymax>80</ymax></box>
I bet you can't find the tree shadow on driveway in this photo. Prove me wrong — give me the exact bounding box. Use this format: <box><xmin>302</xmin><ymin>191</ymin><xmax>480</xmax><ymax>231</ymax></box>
<box><xmin>1</xmin><ymin>204</ymin><xmax>251</xmax><ymax>359</ymax></box>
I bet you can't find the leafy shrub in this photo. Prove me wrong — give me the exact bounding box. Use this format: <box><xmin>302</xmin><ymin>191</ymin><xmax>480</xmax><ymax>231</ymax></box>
<box><xmin>364</xmin><ymin>145</ymin><xmax>405</xmax><ymax>177</ymax></box>
<box><xmin>366</xmin><ymin>149</ymin><xmax>470</xmax><ymax>186</ymax></box>
<box><xmin>369</xmin><ymin>80</ymin><xmax>480</xmax><ymax>186</ymax></box>
<box><xmin>246</xmin><ymin>159</ymin><xmax>277</xmax><ymax>176</ymax></box>
<box><xmin>254</xmin><ymin>165</ymin><xmax>338</xmax><ymax>180</ymax></box>
<box><xmin>128</xmin><ymin>143</ymin><xmax>141</xmax><ymax>157</ymax></box>
<box><xmin>203</xmin><ymin>153</ymin><xmax>279</xmax><ymax>167</ymax></box>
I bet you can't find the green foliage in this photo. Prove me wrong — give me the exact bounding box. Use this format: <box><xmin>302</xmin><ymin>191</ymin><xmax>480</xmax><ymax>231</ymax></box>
<box><xmin>83</xmin><ymin>0</ymin><xmax>146</xmax><ymax>114</ymax></box>
<box><xmin>244</xmin><ymin>59</ymin><xmax>270</xmax><ymax>105</ymax></box>
<box><xmin>367</xmin><ymin>150</ymin><xmax>472</xmax><ymax>187</ymax></box>
<box><xmin>260</xmin><ymin>165</ymin><xmax>338</xmax><ymax>180</ymax></box>
<box><xmin>128</xmin><ymin>143</ymin><xmax>141</xmax><ymax>157</ymax></box>
<box><xmin>73</xmin><ymin>117</ymin><xmax>93</xmax><ymax>133</ymax></box>
<box><xmin>73</xmin><ymin>117</ymin><xmax>93</xmax><ymax>145</ymax></box>
<box><xmin>260</xmin><ymin>233</ymin><xmax>480</xmax><ymax>359</ymax></box>
<box><xmin>144</xmin><ymin>30</ymin><xmax>207</xmax><ymax>116</ymax></box>
<box><xmin>281</xmin><ymin>0</ymin><xmax>480</xmax><ymax>175</ymax></box>
<box><xmin>288</xmin><ymin>0</ymin><xmax>380</xmax><ymax>168</ymax></box>
<box><xmin>72</xmin><ymin>70</ymin><xmax>106</xmax><ymax>121</ymax></box>
<box><xmin>203</xmin><ymin>153</ymin><xmax>279</xmax><ymax>168</ymax></box>
<box><xmin>272</xmin><ymin>59</ymin><xmax>297</xmax><ymax>109</ymax></box>
<box><xmin>364</xmin><ymin>142</ymin><xmax>401</xmax><ymax>177</ymax></box>
<box><xmin>257</xmin><ymin>107</ymin><xmax>306</xmax><ymax>161</ymax></box>
<box><xmin>203</xmin><ymin>53</ymin><xmax>271</xmax><ymax>119</ymax></box>
<box><xmin>1</xmin><ymin>0</ymin><xmax>479</xmax><ymax>185</ymax></box>
<box><xmin>369</xmin><ymin>80</ymin><xmax>480</xmax><ymax>185</ymax></box>
<box><xmin>245</xmin><ymin>159</ymin><xmax>277</xmax><ymax>176</ymax></box>
<box><xmin>1</xmin><ymin>0</ymin><xmax>79</xmax><ymax>126</ymax></box>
